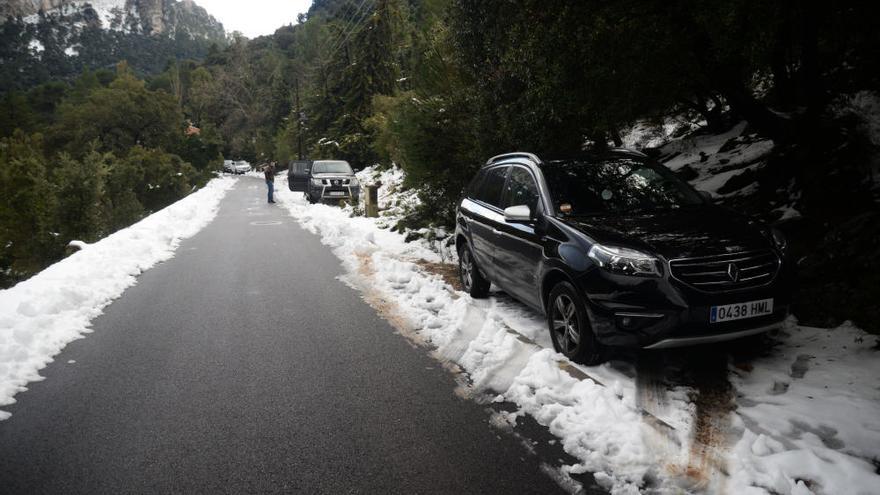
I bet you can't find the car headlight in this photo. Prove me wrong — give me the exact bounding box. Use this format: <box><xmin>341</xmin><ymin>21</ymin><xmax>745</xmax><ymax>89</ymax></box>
<box><xmin>588</xmin><ymin>244</ymin><xmax>661</xmax><ymax>277</ymax></box>
<box><xmin>770</xmin><ymin>228</ymin><xmax>787</xmax><ymax>254</ymax></box>
<box><xmin>311</xmin><ymin>178</ymin><xmax>324</xmax><ymax>186</ymax></box>
<box><xmin>349</xmin><ymin>177</ymin><xmax>359</xmax><ymax>187</ymax></box>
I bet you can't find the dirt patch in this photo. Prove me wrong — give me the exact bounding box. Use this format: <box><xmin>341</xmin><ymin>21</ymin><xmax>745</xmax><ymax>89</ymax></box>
<box><xmin>638</xmin><ymin>349</ymin><xmax>735</xmax><ymax>491</ymax></box>
<box><xmin>354</xmin><ymin>252</ymin><xmax>428</xmax><ymax>348</ymax></box>
<box><xmin>685</xmin><ymin>371</ymin><xmax>734</xmax><ymax>490</ymax></box>
<box><xmin>413</xmin><ymin>259</ymin><xmax>464</xmax><ymax>292</ymax></box>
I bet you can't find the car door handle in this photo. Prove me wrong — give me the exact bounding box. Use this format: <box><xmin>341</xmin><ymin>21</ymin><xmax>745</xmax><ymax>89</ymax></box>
<box><xmin>492</xmin><ymin>229</ymin><xmax>501</xmax><ymax>235</ymax></box>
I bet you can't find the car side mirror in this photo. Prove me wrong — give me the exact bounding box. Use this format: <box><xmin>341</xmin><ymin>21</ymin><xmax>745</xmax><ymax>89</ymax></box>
<box><xmin>699</xmin><ymin>191</ymin><xmax>713</xmax><ymax>203</ymax></box>
<box><xmin>503</xmin><ymin>205</ymin><xmax>532</xmax><ymax>223</ymax></box>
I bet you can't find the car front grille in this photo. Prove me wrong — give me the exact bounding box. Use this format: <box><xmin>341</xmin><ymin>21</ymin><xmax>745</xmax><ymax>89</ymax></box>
<box><xmin>669</xmin><ymin>249</ymin><xmax>780</xmax><ymax>293</ymax></box>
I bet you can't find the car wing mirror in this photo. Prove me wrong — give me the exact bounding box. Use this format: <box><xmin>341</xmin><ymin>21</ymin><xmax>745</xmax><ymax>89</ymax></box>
<box><xmin>503</xmin><ymin>205</ymin><xmax>532</xmax><ymax>223</ymax></box>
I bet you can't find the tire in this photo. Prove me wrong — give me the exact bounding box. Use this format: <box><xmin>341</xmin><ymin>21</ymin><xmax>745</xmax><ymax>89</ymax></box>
<box><xmin>307</xmin><ymin>193</ymin><xmax>317</xmax><ymax>204</ymax></box>
<box><xmin>547</xmin><ymin>282</ymin><xmax>604</xmax><ymax>365</ymax></box>
<box><xmin>458</xmin><ymin>242</ymin><xmax>490</xmax><ymax>298</ymax></box>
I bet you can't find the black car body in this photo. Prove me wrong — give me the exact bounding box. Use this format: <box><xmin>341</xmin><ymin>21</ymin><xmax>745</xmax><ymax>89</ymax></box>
<box><xmin>288</xmin><ymin>159</ymin><xmax>361</xmax><ymax>203</ymax></box>
<box><xmin>454</xmin><ymin>151</ymin><xmax>792</xmax><ymax>364</ymax></box>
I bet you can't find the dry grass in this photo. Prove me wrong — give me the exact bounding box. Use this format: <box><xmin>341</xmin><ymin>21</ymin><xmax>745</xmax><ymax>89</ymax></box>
<box><xmin>413</xmin><ymin>260</ymin><xmax>463</xmax><ymax>292</ymax></box>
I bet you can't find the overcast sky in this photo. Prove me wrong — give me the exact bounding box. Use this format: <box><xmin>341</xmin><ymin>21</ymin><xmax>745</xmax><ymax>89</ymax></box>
<box><xmin>196</xmin><ymin>0</ymin><xmax>314</xmax><ymax>38</ymax></box>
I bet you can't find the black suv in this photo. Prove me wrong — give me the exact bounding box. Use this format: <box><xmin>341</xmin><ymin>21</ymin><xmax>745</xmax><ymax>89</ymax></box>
<box><xmin>455</xmin><ymin>151</ymin><xmax>792</xmax><ymax>364</ymax></box>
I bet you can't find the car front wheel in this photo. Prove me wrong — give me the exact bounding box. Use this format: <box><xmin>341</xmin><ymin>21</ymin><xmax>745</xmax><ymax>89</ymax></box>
<box><xmin>548</xmin><ymin>282</ymin><xmax>604</xmax><ymax>365</ymax></box>
<box><xmin>458</xmin><ymin>242</ymin><xmax>490</xmax><ymax>298</ymax></box>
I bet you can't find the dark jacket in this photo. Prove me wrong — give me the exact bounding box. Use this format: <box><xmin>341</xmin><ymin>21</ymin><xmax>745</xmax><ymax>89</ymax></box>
<box><xmin>264</xmin><ymin>164</ymin><xmax>276</xmax><ymax>182</ymax></box>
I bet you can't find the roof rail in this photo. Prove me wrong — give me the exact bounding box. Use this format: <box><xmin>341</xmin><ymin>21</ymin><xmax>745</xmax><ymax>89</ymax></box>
<box><xmin>608</xmin><ymin>147</ymin><xmax>648</xmax><ymax>158</ymax></box>
<box><xmin>485</xmin><ymin>152</ymin><xmax>541</xmax><ymax>166</ymax></box>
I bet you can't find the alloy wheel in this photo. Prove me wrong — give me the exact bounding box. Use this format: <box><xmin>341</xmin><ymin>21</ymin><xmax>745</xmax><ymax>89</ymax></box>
<box><xmin>552</xmin><ymin>294</ymin><xmax>581</xmax><ymax>353</ymax></box>
<box><xmin>460</xmin><ymin>249</ymin><xmax>473</xmax><ymax>291</ymax></box>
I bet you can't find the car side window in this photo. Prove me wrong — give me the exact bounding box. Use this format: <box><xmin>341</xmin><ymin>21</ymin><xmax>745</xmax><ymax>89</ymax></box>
<box><xmin>475</xmin><ymin>166</ymin><xmax>508</xmax><ymax>208</ymax></box>
<box><xmin>466</xmin><ymin>169</ymin><xmax>487</xmax><ymax>198</ymax></box>
<box><xmin>500</xmin><ymin>167</ymin><xmax>540</xmax><ymax>213</ymax></box>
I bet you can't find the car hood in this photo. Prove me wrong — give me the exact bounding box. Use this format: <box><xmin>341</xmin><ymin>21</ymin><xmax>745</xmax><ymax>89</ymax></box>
<box><xmin>565</xmin><ymin>206</ymin><xmax>771</xmax><ymax>259</ymax></box>
<box><xmin>312</xmin><ymin>173</ymin><xmax>355</xmax><ymax>179</ymax></box>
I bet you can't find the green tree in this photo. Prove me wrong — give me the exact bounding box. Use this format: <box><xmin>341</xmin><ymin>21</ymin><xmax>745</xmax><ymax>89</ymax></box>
<box><xmin>52</xmin><ymin>149</ymin><xmax>109</xmax><ymax>242</ymax></box>
<box><xmin>103</xmin><ymin>151</ymin><xmax>145</xmax><ymax>231</ymax></box>
<box><xmin>50</xmin><ymin>63</ymin><xmax>183</xmax><ymax>157</ymax></box>
<box><xmin>123</xmin><ymin>146</ymin><xmax>197</xmax><ymax>212</ymax></box>
<box><xmin>0</xmin><ymin>131</ymin><xmax>59</xmax><ymax>284</ymax></box>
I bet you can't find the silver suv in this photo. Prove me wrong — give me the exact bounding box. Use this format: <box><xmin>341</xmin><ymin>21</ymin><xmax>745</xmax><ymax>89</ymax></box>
<box><xmin>288</xmin><ymin>159</ymin><xmax>360</xmax><ymax>204</ymax></box>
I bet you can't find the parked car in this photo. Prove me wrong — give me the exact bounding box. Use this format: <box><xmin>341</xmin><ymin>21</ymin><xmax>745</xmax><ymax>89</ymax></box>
<box><xmin>223</xmin><ymin>159</ymin><xmax>251</xmax><ymax>174</ymax></box>
<box><xmin>287</xmin><ymin>159</ymin><xmax>360</xmax><ymax>204</ymax></box>
<box><xmin>233</xmin><ymin>160</ymin><xmax>251</xmax><ymax>174</ymax></box>
<box><xmin>454</xmin><ymin>151</ymin><xmax>793</xmax><ymax>364</ymax></box>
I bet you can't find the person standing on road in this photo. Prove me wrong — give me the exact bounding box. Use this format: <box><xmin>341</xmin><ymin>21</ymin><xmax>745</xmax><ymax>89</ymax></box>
<box><xmin>264</xmin><ymin>161</ymin><xmax>276</xmax><ymax>203</ymax></box>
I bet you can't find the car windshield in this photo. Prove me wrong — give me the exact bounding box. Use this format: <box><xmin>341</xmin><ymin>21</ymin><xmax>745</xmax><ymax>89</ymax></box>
<box><xmin>312</xmin><ymin>161</ymin><xmax>352</xmax><ymax>174</ymax></box>
<box><xmin>542</xmin><ymin>157</ymin><xmax>704</xmax><ymax>215</ymax></box>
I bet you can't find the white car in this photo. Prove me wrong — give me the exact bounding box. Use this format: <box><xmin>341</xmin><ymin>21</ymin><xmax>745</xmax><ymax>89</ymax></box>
<box><xmin>233</xmin><ymin>160</ymin><xmax>251</xmax><ymax>174</ymax></box>
<box><xmin>223</xmin><ymin>159</ymin><xmax>251</xmax><ymax>174</ymax></box>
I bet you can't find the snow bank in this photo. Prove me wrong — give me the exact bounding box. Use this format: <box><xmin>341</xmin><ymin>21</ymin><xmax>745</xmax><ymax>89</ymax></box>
<box><xmin>0</xmin><ymin>176</ymin><xmax>236</xmax><ymax>420</ymax></box>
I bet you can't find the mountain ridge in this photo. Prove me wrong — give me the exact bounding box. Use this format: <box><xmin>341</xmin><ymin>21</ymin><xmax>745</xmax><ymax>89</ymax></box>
<box><xmin>0</xmin><ymin>0</ymin><xmax>226</xmax><ymax>92</ymax></box>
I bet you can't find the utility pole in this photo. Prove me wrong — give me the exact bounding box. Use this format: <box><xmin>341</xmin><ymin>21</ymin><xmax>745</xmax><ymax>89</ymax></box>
<box><xmin>295</xmin><ymin>77</ymin><xmax>304</xmax><ymax>160</ymax></box>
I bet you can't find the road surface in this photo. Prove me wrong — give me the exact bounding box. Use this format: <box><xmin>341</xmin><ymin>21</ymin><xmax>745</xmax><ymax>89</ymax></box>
<box><xmin>0</xmin><ymin>178</ymin><xmax>585</xmax><ymax>494</ymax></box>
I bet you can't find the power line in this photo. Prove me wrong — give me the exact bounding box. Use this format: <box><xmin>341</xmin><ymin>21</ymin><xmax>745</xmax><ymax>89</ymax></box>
<box><xmin>325</xmin><ymin>0</ymin><xmax>375</xmax><ymax>63</ymax></box>
<box><xmin>317</xmin><ymin>0</ymin><xmax>363</xmax><ymax>55</ymax></box>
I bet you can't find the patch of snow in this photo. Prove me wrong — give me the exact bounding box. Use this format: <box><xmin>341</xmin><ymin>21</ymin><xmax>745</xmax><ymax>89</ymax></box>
<box><xmin>67</xmin><ymin>240</ymin><xmax>89</xmax><ymax>250</ymax></box>
<box><xmin>658</xmin><ymin>121</ymin><xmax>776</xmax><ymax>198</ymax></box>
<box><xmin>21</xmin><ymin>0</ymin><xmax>136</xmax><ymax>33</ymax></box>
<box><xmin>728</xmin><ymin>322</ymin><xmax>880</xmax><ymax>495</ymax></box>
<box><xmin>663</xmin><ymin>121</ymin><xmax>750</xmax><ymax>171</ymax></box>
<box><xmin>772</xmin><ymin>205</ymin><xmax>802</xmax><ymax>221</ymax></box>
<box><xmin>620</xmin><ymin>117</ymin><xmax>701</xmax><ymax>150</ymax></box>
<box><xmin>28</xmin><ymin>39</ymin><xmax>44</xmax><ymax>53</ymax></box>
<box><xmin>0</xmin><ymin>176</ymin><xmax>236</xmax><ymax>420</ymax></box>
<box><xmin>64</xmin><ymin>45</ymin><xmax>79</xmax><ymax>57</ymax></box>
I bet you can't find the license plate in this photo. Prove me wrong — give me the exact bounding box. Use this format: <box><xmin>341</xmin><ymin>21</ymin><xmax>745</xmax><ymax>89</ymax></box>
<box><xmin>710</xmin><ymin>298</ymin><xmax>773</xmax><ymax>323</ymax></box>
<box><xmin>327</xmin><ymin>191</ymin><xmax>345</xmax><ymax>196</ymax></box>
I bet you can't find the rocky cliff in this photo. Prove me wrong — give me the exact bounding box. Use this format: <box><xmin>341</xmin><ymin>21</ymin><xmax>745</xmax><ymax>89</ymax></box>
<box><xmin>0</xmin><ymin>0</ymin><xmax>226</xmax><ymax>92</ymax></box>
<box><xmin>0</xmin><ymin>0</ymin><xmax>224</xmax><ymax>40</ymax></box>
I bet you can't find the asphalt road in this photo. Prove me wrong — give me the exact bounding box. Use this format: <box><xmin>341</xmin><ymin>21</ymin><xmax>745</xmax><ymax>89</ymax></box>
<box><xmin>0</xmin><ymin>178</ymin><xmax>574</xmax><ymax>494</ymax></box>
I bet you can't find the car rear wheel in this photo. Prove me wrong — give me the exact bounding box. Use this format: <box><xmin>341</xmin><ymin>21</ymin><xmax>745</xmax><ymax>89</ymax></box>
<box><xmin>458</xmin><ymin>243</ymin><xmax>490</xmax><ymax>298</ymax></box>
<box><xmin>548</xmin><ymin>282</ymin><xmax>604</xmax><ymax>365</ymax></box>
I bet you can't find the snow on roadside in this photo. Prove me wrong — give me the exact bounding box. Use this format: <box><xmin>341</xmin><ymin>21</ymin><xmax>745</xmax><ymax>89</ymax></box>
<box><xmin>0</xmin><ymin>176</ymin><xmax>236</xmax><ymax>420</ymax></box>
<box><xmin>352</xmin><ymin>165</ymin><xmax>454</xmax><ymax>261</ymax></box>
<box><xmin>728</xmin><ymin>323</ymin><xmax>880</xmax><ymax>495</ymax></box>
<box><xmin>277</xmin><ymin>167</ymin><xmax>880</xmax><ymax>494</ymax></box>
